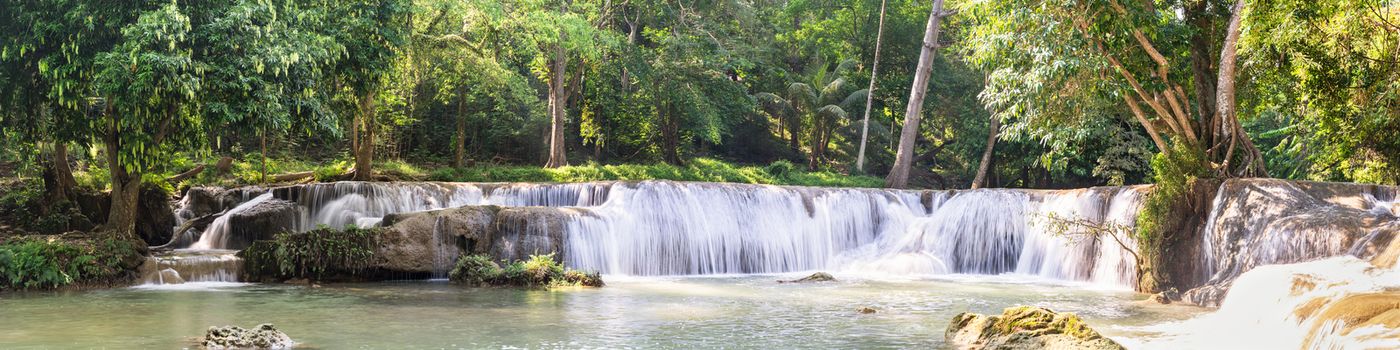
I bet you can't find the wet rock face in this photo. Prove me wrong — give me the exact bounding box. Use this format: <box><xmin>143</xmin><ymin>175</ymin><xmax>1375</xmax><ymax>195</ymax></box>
<box><xmin>945</xmin><ymin>306</ymin><xmax>1125</xmax><ymax>350</ymax></box>
<box><xmin>136</xmin><ymin>187</ymin><xmax>177</xmax><ymax>246</ymax></box>
<box><xmin>202</xmin><ymin>324</ymin><xmax>293</xmax><ymax>349</ymax></box>
<box><xmin>489</xmin><ymin>207</ymin><xmax>573</xmax><ymax>263</ymax></box>
<box><xmin>1185</xmin><ymin>179</ymin><xmax>1399</xmax><ymax>306</ymax></box>
<box><xmin>377</xmin><ymin>206</ymin><xmax>501</xmax><ymax>274</ymax></box>
<box><xmin>223</xmin><ymin>199</ymin><xmax>298</xmax><ymax>249</ymax></box>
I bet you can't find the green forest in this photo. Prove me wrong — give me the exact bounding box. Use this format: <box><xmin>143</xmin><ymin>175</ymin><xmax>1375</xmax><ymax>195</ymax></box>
<box><xmin>3</xmin><ymin>0</ymin><xmax>1397</xmax><ymax>237</ymax></box>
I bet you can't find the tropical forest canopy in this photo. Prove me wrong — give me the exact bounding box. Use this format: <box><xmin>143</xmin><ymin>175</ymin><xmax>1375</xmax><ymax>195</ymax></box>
<box><xmin>2</xmin><ymin>0</ymin><xmax>1397</xmax><ymax>234</ymax></box>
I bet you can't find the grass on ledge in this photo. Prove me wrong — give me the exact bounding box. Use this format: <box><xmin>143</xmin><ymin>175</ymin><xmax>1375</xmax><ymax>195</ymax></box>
<box><xmin>70</xmin><ymin>154</ymin><xmax>884</xmax><ymax>189</ymax></box>
<box><xmin>427</xmin><ymin>158</ymin><xmax>885</xmax><ymax>188</ymax></box>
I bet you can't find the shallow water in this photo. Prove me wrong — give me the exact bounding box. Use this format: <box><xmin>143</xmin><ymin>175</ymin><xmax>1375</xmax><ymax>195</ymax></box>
<box><xmin>0</xmin><ymin>273</ymin><xmax>1203</xmax><ymax>349</ymax></box>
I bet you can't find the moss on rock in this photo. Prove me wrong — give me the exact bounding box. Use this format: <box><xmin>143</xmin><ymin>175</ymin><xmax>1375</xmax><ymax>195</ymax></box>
<box><xmin>946</xmin><ymin>306</ymin><xmax>1125</xmax><ymax>350</ymax></box>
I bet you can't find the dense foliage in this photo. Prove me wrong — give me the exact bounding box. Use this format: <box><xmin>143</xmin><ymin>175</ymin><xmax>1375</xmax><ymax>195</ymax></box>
<box><xmin>450</xmin><ymin>253</ymin><xmax>604</xmax><ymax>288</ymax></box>
<box><xmin>239</xmin><ymin>226</ymin><xmax>379</xmax><ymax>281</ymax></box>
<box><xmin>1</xmin><ymin>0</ymin><xmax>1397</xmax><ymax>237</ymax></box>
<box><xmin>0</xmin><ymin>236</ymin><xmax>143</xmax><ymax>290</ymax></box>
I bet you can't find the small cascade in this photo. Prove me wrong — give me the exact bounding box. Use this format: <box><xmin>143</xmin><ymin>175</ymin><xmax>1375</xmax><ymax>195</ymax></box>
<box><xmin>285</xmin><ymin>182</ymin><xmax>485</xmax><ymax>231</ymax></box>
<box><xmin>485</xmin><ymin>182</ymin><xmax>612</xmax><ymax>207</ymax></box>
<box><xmin>190</xmin><ymin>193</ymin><xmax>274</xmax><ymax>250</ymax></box>
<box><xmin>139</xmin><ymin>250</ymin><xmax>243</xmax><ymax>284</ymax></box>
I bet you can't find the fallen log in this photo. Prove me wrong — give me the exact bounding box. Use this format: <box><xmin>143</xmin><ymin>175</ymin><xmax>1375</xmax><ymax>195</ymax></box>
<box><xmin>269</xmin><ymin>171</ymin><xmax>315</xmax><ymax>183</ymax></box>
<box><xmin>166</xmin><ymin>164</ymin><xmax>207</xmax><ymax>183</ymax></box>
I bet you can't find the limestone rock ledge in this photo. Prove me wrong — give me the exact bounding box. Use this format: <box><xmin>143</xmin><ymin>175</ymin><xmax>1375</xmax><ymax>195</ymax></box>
<box><xmin>945</xmin><ymin>306</ymin><xmax>1125</xmax><ymax>350</ymax></box>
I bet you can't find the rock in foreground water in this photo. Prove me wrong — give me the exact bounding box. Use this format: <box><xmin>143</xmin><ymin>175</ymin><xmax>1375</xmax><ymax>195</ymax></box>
<box><xmin>779</xmin><ymin>272</ymin><xmax>835</xmax><ymax>283</ymax></box>
<box><xmin>945</xmin><ymin>306</ymin><xmax>1125</xmax><ymax>350</ymax></box>
<box><xmin>202</xmin><ymin>324</ymin><xmax>294</xmax><ymax>349</ymax></box>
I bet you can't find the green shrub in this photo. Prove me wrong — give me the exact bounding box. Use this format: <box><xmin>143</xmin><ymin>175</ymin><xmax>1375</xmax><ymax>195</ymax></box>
<box><xmin>0</xmin><ymin>180</ymin><xmax>94</xmax><ymax>234</ymax></box>
<box><xmin>1136</xmin><ymin>140</ymin><xmax>1211</xmax><ymax>242</ymax></box>
<box><xmin>448</xmin><ymin>254</ymin><xmax>502</xmax><ymax>285</ymax></box>
<box><xmin>449</xmin><ymin>253</ymin><xmax>603</xmax><ymax>288</ymax></box>
<box><xmin>765</xmin><ymin>160</ymin><xmax>798</xmax><ymax>179</ymax></box>
<box><xmin>238</xmin><ymin>225</ymin><xmax>379</xmax><ymax>281</ymax></box>
<box><xmin>0</xmin><ymin>237</ymin><xmax>142</xmax><ymax>290</ymax></box>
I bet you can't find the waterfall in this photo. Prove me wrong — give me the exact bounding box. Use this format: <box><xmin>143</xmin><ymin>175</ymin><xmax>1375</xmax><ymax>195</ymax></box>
<box><xmin>139</xmin><ymin>250</ymin><xmax>244</xmax><ymax>285</ymax></box>
<box><xmin>189</xmin><ymin>193</ymin><xmax>274</xmax><ymax>250</ymax></box>
<box><xmin>563</xmin><ymin>181</ymin><xmax>1142</xmax><ymax>286</ymax></box>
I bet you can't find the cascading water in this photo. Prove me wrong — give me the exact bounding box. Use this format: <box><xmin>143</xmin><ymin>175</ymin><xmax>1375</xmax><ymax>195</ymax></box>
<box><xmin>1187</xmin><ymin>179</ymin><xmax>1399</xmax><ymax>305</ymax></box>
<box><xmin>189</xmin><ymin>193</ymin><xmax>275</xmax><ymax>250</ymax></box>
<box><xmin>139</xmin><ymin>250</ymin><xmax>244</xmax><ymax>285</ymax></box>
<box><xmin>563</xmin><ymin>181</ymin><xmax>1142</xmax><ymax>287</ymax></box>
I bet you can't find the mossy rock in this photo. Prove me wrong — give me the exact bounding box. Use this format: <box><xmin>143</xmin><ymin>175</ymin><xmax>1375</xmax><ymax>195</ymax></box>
<box><xmin>945</xmin><ymin>306</ymin><xmax>1125</xmax><ymax>350</ymax></box>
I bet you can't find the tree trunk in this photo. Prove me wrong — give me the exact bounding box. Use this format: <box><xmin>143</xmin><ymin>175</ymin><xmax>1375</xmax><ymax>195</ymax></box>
<box><xmin>455</xmin><ymin>88</ymin><xmax>468</xmax><ymax>168</ymax></box>
<box><xmin>661</xmin><ymin>98</ymin><xmax>682</xmax><ymax>166</ymax></box>
<box><xmin>1186</xmin><ymin>0</ymin><xmax>1217</xmax><ymax>144</ymax></box>
<box><xmin>260</xmin><ymin>128</ymin><xmax>268</xmax><ymax>184</ymax></box>
<box><xmin>44</xmin><ymin>143</ymin><xmax>78</xmax><ymax>204</ymax></box>
<box><xmin>104</xmin><ymin>125</ymin><xmax>140</xmax><ymax>238</ymax></box>
<box><xmin>971</xmin><ymin>115</ymin><xmax>1000</xmax><ymax>189</ymax></box>
<box><xmin>885</xmin><ymin>0</ymin><xmax>946</xmax><ymax>189</ymax></box>
<box><xmin>352</xmin><ymin>91</ymin><xmax>376</xmax><ymax>181</ymax></box>
<box><xmin>856</xmin><ymin>0</ymin><xmax>888</xmax><ymax>173</ymax></box>
<box><xmin>544</xmin><ymin>44</ymin><xmax>569</xmax><ymax>168</ymax></box>
<box><xmin>1215</xmin><ymin>0</ymin><xmax>1266</xmax><ymax>177</ymax></box>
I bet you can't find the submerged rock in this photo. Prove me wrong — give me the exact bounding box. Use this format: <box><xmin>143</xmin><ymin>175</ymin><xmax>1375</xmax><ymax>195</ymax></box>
<box><xmin>202</xmin><ymin>323</ymin><xmax>293</xmax><ymax>349</ymax></box>
<box><xmin>856</xmin><ymin>306</ymin><xmax>877</xmax><ymax>314</ymax></box>
<box><xmin>945</xmin><ymin>306</ymin><xmax>1125</xmax><ymax>350</ymax></box>
<box><xmin>780</xmin><ymin>272</ymin><xmax>836</xmax><ymax>283</ymax></box>
<box><xmin>1147</xmin><ymin>288</ymin><xmax>1180</xmax><ymax>305</ymax></box>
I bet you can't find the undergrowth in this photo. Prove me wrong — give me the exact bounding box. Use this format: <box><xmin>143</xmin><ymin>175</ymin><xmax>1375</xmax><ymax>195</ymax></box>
<box><xmin>449</xmin><ymin>253</ymin><xmax>603</xmax><ymax>288</ymax></box>
<box><xmin>239</xmin><ymin>225</ymin><xmax>379</xmax><ymax>281</ymax></box>
<box><xmin>0</xmin><ymin>236</ymin><xmax>143</xmax><ymax>290</ymax></box>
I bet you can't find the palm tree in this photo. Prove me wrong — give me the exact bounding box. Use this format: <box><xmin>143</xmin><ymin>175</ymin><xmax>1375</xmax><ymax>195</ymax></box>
<box><xmin>756</xmin><ymin>61</ymin><xmax>868</xmax><ymax>170</ymax></box>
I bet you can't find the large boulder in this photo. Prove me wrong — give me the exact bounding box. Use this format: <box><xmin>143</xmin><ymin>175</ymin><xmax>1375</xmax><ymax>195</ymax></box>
<box><xmin>136</xmin><ymin>187</ymin><xmax>177</xmax><ymax>246</ymax></box>
<box><xmin>489</xmin><ymin>207</ymin><xmax>576</xmax><ymax>262</ymax></box>
<box><xmin>221</xmin><ymin>199</ymin><xmax>298</xmax><ymax>249</ymax></box>
<box><xmin>945</xmin><ymin>306</ymin><xmax>1125</xmax><ymax>350</ymax></box>
<box><xmin>376</xmin><ymin>205</ymin><xmax>501</xmax><ymax>274</ymax></box>
<box><xmin>368</xmin><ymin>205</ymin><xmax>580</xmax><ymax>276</ymax></box>
<box><xmin>202</xmin><ymin>324</ymin><xmax>293</xmax><ymax>349</ymax></box>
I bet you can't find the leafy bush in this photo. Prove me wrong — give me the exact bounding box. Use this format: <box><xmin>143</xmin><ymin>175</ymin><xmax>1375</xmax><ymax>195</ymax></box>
<box><xmin>1136</xmin><ymin>140</ymin><xmax>1211</xmax><ymax>242</ymax></box>
<box><xmin>0</xmin><ymin>237</ymin><xmax>142</xmax><ymax>290</ymax></box>
<box><xmin>449</xmin><ymin>253</ymin><xmax>603</xmax><ymax>288</ymax></box>
<box><xmin>238</xmin><ymin>225</ymin><xmax>379</xmax><ymax>281</ymax></box>
<box><xmin>0</xmin><ymin>180</ymin><xmax>94</xmax><ymax>234</ymax></box>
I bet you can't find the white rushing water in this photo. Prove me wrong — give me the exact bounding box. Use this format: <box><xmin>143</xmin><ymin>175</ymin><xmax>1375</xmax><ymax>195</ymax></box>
<box><xmin>189</xmin><ymin>193</ymin><xmax>275</xmax><ymax>250</ymax></box>
<box><xmin>564</xmin><ymin>181</ymin><xmax>1142</xmax><ymax>287</ymax></box>
<box><xmin>1123</xmin><ymin>256</ymin><xmax>1400</xmax><ymax>350</ymax></box>
<box><xmin>173</xmin><ymin>181</ymin><xmax>1142</xmax><ymax>287</ymax></box>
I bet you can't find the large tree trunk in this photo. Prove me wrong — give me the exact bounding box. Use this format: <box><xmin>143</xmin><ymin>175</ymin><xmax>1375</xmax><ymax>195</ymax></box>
<box><xmin>544</xmin><ymin>44</ymin><xmax>569</xmax><ymax>168</ymax></box>
<box><xmin>971</xmin><ymin>115</ymin><xmax>1000</xmax><ymax>189</ymax></box>
<box><xmin>104</xmin><ymin>124</ymin><xmax>140</xmax><ymax>238</ymax></box>
<box><xmin>856</xmin><ymin>0</ymin><xmax>888</xmax><ymax>173</ymax></box>
<box><xmin>1185</xmin><ymin>0</ymin><xmax>1217</xmax><ymax>144</ymax></box>
<box><xmin>885</xmin><ymin>0</ymin><xmax>946</xmax><ymax>189</ymax></box>
<box><xmin>1215</xmin><ymin>0</ymin><xmax>1266</xmax><ymax>177</ymax></box>
<box><xmin>454</xmin><ymin>88</ymin><xmax>468</xmax><ymax>168</ymax></box>
<box><xmin>352</xmin><ymin>91</ymin><xmax>376</xmax><ymax>181</ymax></box>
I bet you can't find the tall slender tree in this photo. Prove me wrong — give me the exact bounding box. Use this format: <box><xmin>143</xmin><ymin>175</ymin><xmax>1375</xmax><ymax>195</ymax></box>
<box><xmin>886</xmin><ymin>0</ymin><xmax>948</xmax><ymax>188</ymax></box>
<box><xmin>855</xmin><ymin>0</ymin><xmax>888</xmax><ymax>173</ymax></box>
